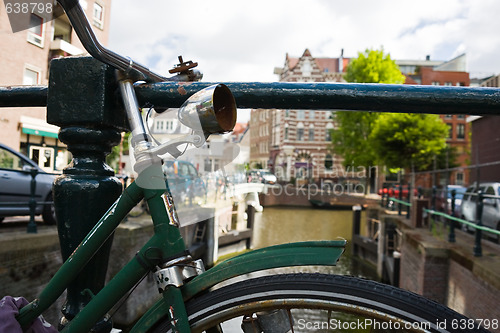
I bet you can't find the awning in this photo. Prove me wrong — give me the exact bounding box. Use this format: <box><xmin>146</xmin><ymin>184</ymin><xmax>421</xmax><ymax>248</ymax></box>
<box><xmin>20</xmin><ymin>116</ymin><xmax>59</xmax><ymax>139</ymax></box>
<box><xmin>295</xmin><ymin>162</ymin><xmax>312</xmax><ymax>168</ymax></box>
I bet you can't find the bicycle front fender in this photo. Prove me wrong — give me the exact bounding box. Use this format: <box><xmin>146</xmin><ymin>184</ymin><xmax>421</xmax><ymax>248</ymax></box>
<box><xmin>130</xmin><ymin>240</ymin><xmax>345</xmax><ymax>332</ymax></box>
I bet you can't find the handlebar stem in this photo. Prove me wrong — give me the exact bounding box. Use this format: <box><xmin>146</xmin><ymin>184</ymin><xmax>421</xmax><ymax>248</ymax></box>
<box><xmin>57</xmin><ymin>0</ymin><xmax>167</xmax><ymax>83</ymax></box>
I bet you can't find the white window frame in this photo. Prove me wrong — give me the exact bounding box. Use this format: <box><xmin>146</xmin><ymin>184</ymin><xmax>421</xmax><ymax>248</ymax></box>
<box><xmin>27</xmin><ymin>14</ymin><xmax>45</xmax><ymax>48</ymax></box>
<box><xmin>23</xmin><ymin>65</ymin><xmax>42</xmax><ymax>85</ymax></box>
<box><xmin>155</xmin><ymin>119</ymin><xmax>165</xmax><ymax>133</ymax></box>
<box><xmin>93</xmin><ymin>2</ymin><xmax>104</xmax><ymax>29</ymax></box>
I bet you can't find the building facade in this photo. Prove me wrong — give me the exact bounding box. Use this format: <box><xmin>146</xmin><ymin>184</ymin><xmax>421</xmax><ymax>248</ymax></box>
<box><xmin>0</xmin><ymin>0</ymin><xmax>112</xmax><ymax>172</ymax></box>
<box><xmin>468</xmin><ymin>116</ymin><xmax>500</xmax><ymax>184</ymax></box>
<box><xmin>250</xmin><ymin>49</ymin><xmax>353</xmax><ymax>184</ymax></box>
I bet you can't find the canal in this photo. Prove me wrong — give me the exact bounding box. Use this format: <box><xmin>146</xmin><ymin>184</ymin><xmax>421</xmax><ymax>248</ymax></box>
<box><xmin>217</xmin><ymin>206</ymin><xmax>381</xmax><ymax>332</ymax></box>
<box><xmin>252</xmin><ymin>206</ymin><xmax>378</xmax><ymax>280</ymax></box>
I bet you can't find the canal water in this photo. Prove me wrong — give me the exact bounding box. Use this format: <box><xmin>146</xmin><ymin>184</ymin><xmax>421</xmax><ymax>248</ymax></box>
<box><xmin>252</xmin><ymin>206</ymin><xmax>378</xmax><ymax>279</ymax></box>
<box><xmin>218</xmin><ymin>206</ymin><xmax>381</xmax><ymax>332</ymax></box>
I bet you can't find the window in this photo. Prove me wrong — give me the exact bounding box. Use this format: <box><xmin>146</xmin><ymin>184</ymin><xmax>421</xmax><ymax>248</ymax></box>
<box><xmin>308</xmin><ymin>128</ymin><xmax>314</xmax><ymax>141</ymax></box>
<box><xmin>444</xmin><ymin>82</ymin><xmax>453</xmax><ymax>86</ymax></box>
<box><xmin>296</xmin><ymin>122</ymin><xmax>304</xmax><ymax>141</ymax></box>
<box><xmin>324</xmin><ymin>154</ymin><xmax>333</xmax><ymax>170</ymax></box>
<box><xmin>325</xmin><ymin>123</ymin><xmax>334</xmax><ymax>141</ymax></box>
<box><xmin>154</xmin><ymin>119</ymin><xmax>174</xmax><ymax>133</ymax></box>
<box><xmin>297</xmin><ymin>128</ymin><xmax>304</xmax><ymax>141</ymax></box>
<box><xmin>457</xmin><ymin>124</ymin><xmax>465</xmax><ymax>139</ymax></box>
<box><xmin>284</xmin><ymin>126</ymin><xmax>289</xmax><ymax>140</ymax></box>
<box><xmin>93</xmin><ymin>2</ymin><xmax>104</xmax><ymax>29</ymax></box>
<box><xmin>0</xmin><ymin>148</ymin><xmax>30</xmax><ymax>171</ymax></box>
<box><xmin>27</xmin><ymin>14</ymin><xmax>44</xmax><ymax>47</ymax></box>
<box><xmin>155</xmin><ymin>120</ymin><xmax>165</xmax><ymax>133</ymax></box>
<box><xmin>23</xmin><ymin>67</ymin><xmax>40</xmax><ymax>85</ymax></box>
<box><xmin>297</xmin><ymin>110</ymin><xmax>305</xmax><ymax>120</ymax></box>
<box><xmin>431</xmin><ymin>81</ymin><xmax>440</xmax><ymax>86</ymax></box>
<box><xmin>302</xmin><ymin>60</ymin><xmax>312</xmax><ymax>77</ymax></box>
<box><xmin>456</xmin><ymin>172</ymin><xmax>464</xmax><ymax>185</ymax></box>
<box><xmin>447</xmin><ymin>124</ymin><xmax>453</xmax><ymax>139</ymax></box>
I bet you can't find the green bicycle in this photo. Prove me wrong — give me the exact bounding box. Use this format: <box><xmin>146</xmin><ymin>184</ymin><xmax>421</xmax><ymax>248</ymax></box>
<box><xmin>6</xmin><ymin>0</ymin><xmax>491</xmax><ymax>332</ymax></box>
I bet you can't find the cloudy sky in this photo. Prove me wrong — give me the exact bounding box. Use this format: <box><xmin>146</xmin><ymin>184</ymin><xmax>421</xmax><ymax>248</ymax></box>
<box><xmin>108</xmin><ymin>0</ymin><xmax>500</xmax><ymax>84</ymax></box>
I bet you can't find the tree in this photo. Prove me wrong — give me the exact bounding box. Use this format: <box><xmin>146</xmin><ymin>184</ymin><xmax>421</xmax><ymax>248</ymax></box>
<box><xmin>370</xmin><ymin>113</ymin><xmax>448</xmax><ymax>171</ymax></box>
<box><xmin>331</xmin><ymin>48</ymin><xmax>404</xmax><ymax>192</ymax></box>
<box><xmin>344</xmin><ymin>48</ymin><xmax>406</xmax><ymax>84</ymax></box>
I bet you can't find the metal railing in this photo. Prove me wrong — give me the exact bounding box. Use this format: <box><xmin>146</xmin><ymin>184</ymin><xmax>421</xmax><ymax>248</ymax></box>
<box><xmin>0</xmin><ymin>167</ymin><xmax>54</xmax><ymax>233</ymax></box>
<box><xmin>381</xmin><ymin>186</ymin><xmax>500</xmax><ymax>257</ymax></box>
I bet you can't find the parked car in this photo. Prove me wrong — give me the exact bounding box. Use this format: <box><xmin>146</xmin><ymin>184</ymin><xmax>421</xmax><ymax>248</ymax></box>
<box><xmin>436</xmin><ymin>185</ymin><xmax>466</xmax><ymax>216</ymax></box>
<box><xmin>247</xmin><ymin>169</ymin><xmax>277</xmax><ymax>185</ymax></box>
<box><xmin>163</xmin><ymin>160</ymin><xmax>206</xmax><ymax>205</ymax></box>
<box><xmin>0</xmin><ymin>144</ymin><xmax>56</xmax><ymax>224</ymax></box>
<box><xmin>460</xmin><ymin>182</ymin><xmax>500</xmax><ymax>239</ymax></box>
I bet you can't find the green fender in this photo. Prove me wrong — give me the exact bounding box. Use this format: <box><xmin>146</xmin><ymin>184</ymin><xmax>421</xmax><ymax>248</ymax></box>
<box><xmin>130</xmin><ymin>240</ymin><xmax>346</xmax><ymax>332</ymax></box>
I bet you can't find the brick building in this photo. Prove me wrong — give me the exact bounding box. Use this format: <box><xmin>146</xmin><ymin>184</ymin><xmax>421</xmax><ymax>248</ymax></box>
<box><xmin>0</xmin><ymin>0</ymin><xmax>112</xmax><ymax>172</ymax></box>
<box><xmin>398</xmin><ymin>54</ymin><xmax>471</xmax><ymax>187</ymax></box>
<box><xmin>249</xmin><ymin>49</ymin><xmax>355</xmax><ymax>184</ymax></box>
<box><xmin>468</xmin><ymin>116</ymin><xmax>500</xmax><ymax>184</ymax></box>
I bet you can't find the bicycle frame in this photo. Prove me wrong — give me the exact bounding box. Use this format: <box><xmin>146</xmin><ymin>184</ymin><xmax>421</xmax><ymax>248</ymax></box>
<box><xmin>16</xmin><ymin>176</ymin><xmax>345</xmax><ymax>332</ymax></box>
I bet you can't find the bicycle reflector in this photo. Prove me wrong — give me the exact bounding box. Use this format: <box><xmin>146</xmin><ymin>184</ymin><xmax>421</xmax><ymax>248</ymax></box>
<box><xmin>178</xmin><ymin>84</ymin><xmax>237</xmax><ymax>137</ymax></box>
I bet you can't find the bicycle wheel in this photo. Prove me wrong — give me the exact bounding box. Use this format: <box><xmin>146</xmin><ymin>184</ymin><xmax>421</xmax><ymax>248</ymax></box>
<box><xmin>150</xmin><ymin>273</ymin><xmax>489</xmax><ymax>332</ymax></box>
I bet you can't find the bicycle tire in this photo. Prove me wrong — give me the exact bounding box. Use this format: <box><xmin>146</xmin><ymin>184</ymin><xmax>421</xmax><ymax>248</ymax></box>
<box><xmin>150</xmin><ymin>273</ymin><xmax>489</xmax><ymax>333</ymax></box>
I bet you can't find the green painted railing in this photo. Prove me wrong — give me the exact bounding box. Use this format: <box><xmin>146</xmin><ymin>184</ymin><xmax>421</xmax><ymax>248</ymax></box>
<box><xmin>2</xmin><ymin>82</ymin><xmax>500</xmax><ymax>115</ymax></box>
<box><xmin>382</xmin><ymin>190</ymin><xmax>500</xmax><ymax>257</ymax></box>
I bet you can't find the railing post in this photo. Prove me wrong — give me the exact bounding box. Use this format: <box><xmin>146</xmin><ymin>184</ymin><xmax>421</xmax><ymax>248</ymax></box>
<box><xmin>448</xmin><ymin>189</ymin><xmax>456</xmax><ymax>243</ymax></box>
<box><xmin>47</xmin><ymin>56</ymin><xmax>128</xmax><ymax>331</ymax></box>
<box><xmin>398</xmin><ymin>184</ymin><xmax>402</xmax><ymax>215</ymax></box>
<box><xmin>351</xmin><ymin>205</ymin><xmax>362</xmax><ymax>257</ymax></box>
<box><xmin>406</xmin><ymin>183</ymin><xmax>411</xmax><ymax>219</ymax></box>
<box><xmin>26</xmin><ymin>167</ymin><xmax>38</xmax><ymax>233</ymax></box>
<box><xmin>431</xmin><ymin>186</ymin><xmax>437</xmax><ymax>211</ymax></box>
<box><xmin>473</xmin><ymin>191</ymin><xmax>483</xmax><ymax>257</ymax></box>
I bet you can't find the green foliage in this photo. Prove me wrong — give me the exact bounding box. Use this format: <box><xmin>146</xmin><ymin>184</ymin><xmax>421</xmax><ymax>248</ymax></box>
<box><xmin>370</xmin><ymin>113</ymin><xmax>448</xmax><ymax>170</ymax></box>
<box><xmin>345</xmin><ymin>48</ymin><xmax>406</xmax><ymax>84</ymax></box>
<box><xmin>330</xmin><ymin>111</ymin><xmax>378</xmax><ymax>169</ymax></box>
<box><xmin>331</xmin><ymin>48</ymin><xmax>404</xmax><ymax>170</ymax></box>
<box><xmin>106</xmin><ymin>132</ymin><xmax>130</xmax><ymax>172</ymax></box>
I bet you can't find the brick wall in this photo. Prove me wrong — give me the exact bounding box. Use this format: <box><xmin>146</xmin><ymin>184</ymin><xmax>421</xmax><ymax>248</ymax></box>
<box><xmin>399</xmin><ymin>232</ymin><xmax>449</xmax><ymax>304</ymax></box>
<box><xmin>399</xmin><ymin>228</ymin><xmax>500</xmax><ymax>333</ymax></box>
<box><xmin>0</xmin><ymin>229</ymin><xmax>65</xmax><ymax>325</ymax></box>
<box><xmin>447</xmin><ymin>260</ymin><xmax>500</xmax><ymax>330</ymax></box>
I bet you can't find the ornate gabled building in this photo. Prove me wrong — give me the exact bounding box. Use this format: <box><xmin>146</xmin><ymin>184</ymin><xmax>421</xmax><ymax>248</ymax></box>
<box><xmin>250</xmin><ymin>49</ymin><xmax>362</xmax><ymax>187</ymax></box>
<box><xmin>274</xmin><ymin>48</ymin><xmax>349</xmax><ymax>82</ymax></box>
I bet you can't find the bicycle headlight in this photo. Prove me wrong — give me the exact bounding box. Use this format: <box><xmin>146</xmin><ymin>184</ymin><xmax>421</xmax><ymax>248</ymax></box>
<box><xmin>178</xmin><ymin>84</ymin><xmax>237</xmax><ymax>137</ymax></box>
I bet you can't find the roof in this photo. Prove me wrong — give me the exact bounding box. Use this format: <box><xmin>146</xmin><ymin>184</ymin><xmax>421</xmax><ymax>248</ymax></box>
<box><xmin>286</xmin><ymin>48</ymin><xmax>349</xmax><ymax>73</ymax></box>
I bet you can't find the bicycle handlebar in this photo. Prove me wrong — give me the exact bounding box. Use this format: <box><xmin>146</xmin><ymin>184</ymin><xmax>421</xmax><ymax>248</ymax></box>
<box><xmin>57</xmin><ymin>0</ymin><xmax>168</xmax><ymax>83</ymax></box>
